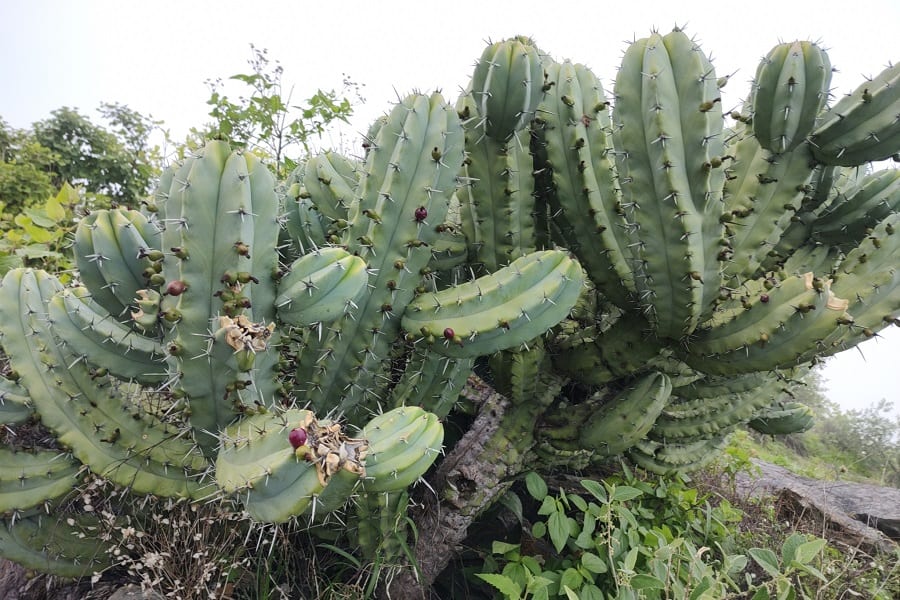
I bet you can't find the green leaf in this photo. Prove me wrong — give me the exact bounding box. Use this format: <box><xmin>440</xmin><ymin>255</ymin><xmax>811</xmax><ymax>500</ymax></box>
<box><xmin>749</xmin><ymin>547</ymin><xmax>782</xmax><ymax>578</ymax></box>
<box><xmin>580</xmin><ymin>584</ymin><xmax>604</xmax><ymax>600</ymax></box>
<box><xmin>580</xmin><ymin>551</ymin><xmax>607</xmax><ymax>574</ymax></box>
<box><xmin>44</xmin><ymin>190</ymin><xmax>67</xmax><ymax>222</ymax></box>
<box><xmin>520</xmin><ymin>555</ymin><xmax>542</xmax><ymax>576</ymax></box>
<box><xmin>780</xmin><ymin>532</ymin><xmax>804</xmax><ymax>565</ymax></box>
<box><xmin>611</xmin><ymin>485</ymin><xmax>643</xmax><ymax>503</ymax></box>
<box><xmin>548</xmin><ymin>511</ymin><xmax>570</xmax><ymax>554</ymax></box>
<box><xmin>751</xmin><ymin>587</ymin><xmax>770</xmax><ymax>600</ymax></box>
<box><xmin>525</xmin><ymin>471</ymin><xmax>548</xmax><ymax>500</ymax></box>
<box><xmin>560</xmin><ymin>567</ymin><xmax>583</xmax><ymax>591</ymax></box>
<box><xmin>537</xmin><ymin>495</ymin><xmax>556</xmax><ymax>516</ymax></box>
<box><xmin>689</xmin><ymin>577</ymin><xmax>712</xmax><ymax>600</ymax></box>
<box><xmin>0</xmin><ymin>254</ymin><xmax>24</xmax><ymax>275</ymax></box>
<box><xmin>492</xmin><ymin>540</ymin><xmax>521</xmax><ymax>556</ymax></box>
<box><xmin>790</xmin><ymin>560</ymin><xmax>828</xmax><ymax>582</ymax></box>
<box><xmin>569</xmin><ymin>493</ymin><xmax>587</xmax><ymax>513</ymax></box>
<box><xmin>24</xmin><ymin>207</ymin><xmax>57</xmax><ymax>228</ymax></box>
<box><xmin>562</xmin><ymin>585</ymin><xmax>580</xmax><ymax>600</ymax></box>
<box><xmin>475</xmin><ymin>573</ymin><xmax>522</xmax><ymax>599</ymax></box>
<box><xmin>500</xmin><ymin>490</ymin><xmax>524</xmax><ymax>524</ymax></box>
<box><xmin>792</xmin><ymin>538</ymin><xmax>826</xmax><ymax>565</ymax></box>
<box><xmin>580</xmin><ymin>479</ymin><xmax>607</xmax><ymax>503</ymax></box>
<box><xmin>531</xmin><ymin>521</ymin><xmax>546</xmax><ymax>539</ymax></box>
<box><xmin>630</xmin><ymin>574</ymin><xmax>665</xmax><ymax>590</ymax></box>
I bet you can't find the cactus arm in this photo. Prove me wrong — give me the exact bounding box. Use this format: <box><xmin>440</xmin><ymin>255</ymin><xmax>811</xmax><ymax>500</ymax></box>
<box><xmin>535</xmin><ymin>60</ymin><xmax>633</xmax><ymax>307</ymax></box>
<box><xmin>389</xmin><ymin>350</ymin><xmax>474</xmax><ymax>418</ymax></box>
<box><xmin>294</xmin><ymin>93</ymin><xmax>464</xmax><ymax>418</ymax></box>
<box><xmin>275</xmin><ymin>247</ymin><xmax>369</xmax><ymax>326</ymax></box>
<box><xmin>402</xmin><ymin>250</ymin><xmax>584</xmax><ymax>358</ymax></box>
<box><xmin>810</xmin><ymin>61</ymin><xmax>900</xmax><ymax>166</ymax></box>
<box><xmin>0</xmin><ymin>449</ymin><xmax>82</xmax><ymax>514</ymax></box>
<box><xmin>0</xmin><ymin>513</ymin><xmax>111</xmax><ymax>577</ymax></box>
<box><xmin>748</xmin><ymin>401</ymin><xmax>815</xmax><ymax>435</ymax></box>
<box><xmin>612</xmin><ymin>29</ymin><xmax>722</xmax><ymax>337</ymax></box>
<box><xmin>813</xmin><ymin>169</ymin><xmax>900</xmax><ymax>248</ymax></box>
<box><xmin>0</xmin><ymin>377</ymin><xmax>34</xmax><ymax>425</ymax></box>
<box><xmin>722</xmin><ymin>140</ymin><xmax>817</xmax><ymax>281</ymax></box>
<box><xmin>216</xmin><ymin>409</ymin><xmax>367</xmax><ymax>523</ymax></box>
<box><xmin>48</xmin><ymin>286</ymin><xmax>167</xmax><ymax>385</ymax></box>
<box><xmin>360</xmin><ymin>406</ymin><xmax>443</xmax><ymax>493</ymax></box>
<box><xmin>684</xmin><ymin>272</ymin><xmax>851</xmax><ymax>374</ymax></box>
<box><xmin>0</xmin><ymin>269</ymin><xmax>208</xmax><ymax>497</ymax></box>
<box><xmin>751</xmin><ymin>41</ymin><xmax>832</xmax><ymax>153</ymax></box>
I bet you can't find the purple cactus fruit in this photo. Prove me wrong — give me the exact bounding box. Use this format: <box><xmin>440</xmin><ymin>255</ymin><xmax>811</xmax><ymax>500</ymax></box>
<box><xmin>414</xmin><ymin>206</ymin><xmax>428</xmax><ymax>222</ymax></box>
<box><xmin>166</xmin><ymin>280</ymin><xmax>188</xmax><ymax>296</ymax></box>
<box><xmin>760</xmin><ymin>294</ymin><xmax>770</xmax><ymax>303</ymax></box>
<box><xmin>443</xmin><ymin>327</ymin><xmax>455</xmax><ymax>340</ymax></box>
<box><xmin>288</xmin><ymin>427</ymin><xmax>308</xmax><ymax>449</ymax></box>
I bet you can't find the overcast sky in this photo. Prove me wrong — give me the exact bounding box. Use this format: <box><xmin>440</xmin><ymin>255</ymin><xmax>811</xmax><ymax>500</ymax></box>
<box><xmin>1</xmin><ymin>0</ymin><xmax>898</xmax><ymax>415</ymax></box>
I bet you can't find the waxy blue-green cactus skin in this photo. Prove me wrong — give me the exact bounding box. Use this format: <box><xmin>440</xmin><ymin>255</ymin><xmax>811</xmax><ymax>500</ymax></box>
<box><xmin>3</xmin><ymin>28</ymin><xmax>900</xmax><ymax>580</ymax></box>
<box><xmin>810</xmin><ymin>61</ymin><xmax>900</xmax><ymax>166</ymax></box>
<box><xmin>751</xmin><ymin>41</ymin><xmax>832</xmax><ymax>153</ymax></box>
<box><xmin>748</xmin><ymin>401</ymin><xmax>815</xmax><ymax>435</ymax></box>
<box><xmin>612</xmin><ymin>28</ymin><xmax>726</xmax><ymax>338</ymax></box>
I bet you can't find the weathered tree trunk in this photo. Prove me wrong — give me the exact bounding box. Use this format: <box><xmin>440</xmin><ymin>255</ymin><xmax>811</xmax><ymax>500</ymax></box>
<box><xmin>382</xmin><ymin>376</ymin><xmax>538</xmax><ymax>598</ymax></box>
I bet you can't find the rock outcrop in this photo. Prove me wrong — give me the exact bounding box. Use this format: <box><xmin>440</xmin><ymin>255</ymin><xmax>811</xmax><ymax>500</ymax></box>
<box><xmin>736</xmin><ymin>458</ymin><xmax>899</xmax><ymax>553</ymax></box>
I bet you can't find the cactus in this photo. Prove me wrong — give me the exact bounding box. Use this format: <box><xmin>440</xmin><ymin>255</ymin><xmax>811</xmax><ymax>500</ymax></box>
<box><xmin>2</xmin><ymin>28</ymin><xmax>899</xmax><ymax>597</ymax></box>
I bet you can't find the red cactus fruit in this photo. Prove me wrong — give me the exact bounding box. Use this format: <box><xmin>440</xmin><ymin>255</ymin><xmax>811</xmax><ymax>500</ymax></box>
<box><xmin>166</xmin><ymin>280</ymin><xmax>188</xmax><ymax>296</ymax></box>
<box><xmin>288</xmin><ymin>427</ymin><xmax>308</xmax><ymax>449</ymax></box>
<box><xmin>760</xmin><ymin>294</ymin><xmax>770</xmax><ymax>303</ymax></box>
<box><xmin>414</xmin><ymin>206</ymin><xmax>428</xmax><ymax>222</ymax></box>
<box><xmin>443</xmin><ymin>327</ymin><xmax>455</xmax><ymax>340</ymax></box>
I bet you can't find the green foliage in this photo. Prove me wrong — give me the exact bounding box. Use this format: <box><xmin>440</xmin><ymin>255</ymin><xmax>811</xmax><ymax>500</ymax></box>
<box><xmin>475</xmin><ymin>467</ymin><xmax>893</xmax><ymax>600</ymax></box>
<box><xmin>478</xmin><ymin>470</ymin><xmax>747</xmax><ymax>599</ymax></box>
<box><xmin>203</xmin><ymin>44</ymin><xmax>363</xmax><ymax>177</ymax></box>
<box><xmin>0</xmin><ymin>117</ymin><xmax>56</xmax><ymax>213</ymax></box>
<box><xmin>31</xmin><ymin>104</ymin><xmax>162</xmax><ymax>205</ymax></box>
<box><xmin>0</xmin><ymin>183</ymin><xmax>81</xmax><ymax>281</ymax></box>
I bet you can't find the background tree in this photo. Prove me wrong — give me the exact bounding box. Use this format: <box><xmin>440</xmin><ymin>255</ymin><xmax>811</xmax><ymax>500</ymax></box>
<box><xmin>202</xmin><ymin>44</ymin><xmax>364</xmax><ymax>178</ymax></box>
<box><xmin>0</xmin><ymin>117</ymin><xmax>56</xmax><ymax>213</ymax></box>
<box><xmin>31</xmin><ymin>104</ymin><xmax>162</xmax><ymax>206</ymax></box>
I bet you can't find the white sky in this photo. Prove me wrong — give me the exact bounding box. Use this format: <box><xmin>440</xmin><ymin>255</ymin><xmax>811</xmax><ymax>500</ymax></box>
<box><xmin>0</xmin><ymin>0</ymin><xmax>898</xmax><ymax>415</ymax></box>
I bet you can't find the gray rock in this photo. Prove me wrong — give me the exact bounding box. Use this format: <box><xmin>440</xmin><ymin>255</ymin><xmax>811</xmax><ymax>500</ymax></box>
<box><xmin>736</xmin><ymin>458</ymin><xmax>900</xmax><ymax>553</ymax></box>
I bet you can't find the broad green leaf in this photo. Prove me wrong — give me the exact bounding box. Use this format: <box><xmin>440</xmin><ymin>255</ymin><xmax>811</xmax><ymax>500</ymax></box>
<box><xmin>780</xmin><ymin>532</ymin><xmax>805</xmax><ymax>565</ymax></box>
<box><xmin>548</xmin><ymin>511</ymin><xmax>570</xmax><ymax>553</ymax></box>
<box><xmin>520</xmin><ymin>555</ymin><xmax>542</xmax><ymax>576</ymax></box>
<box><xmin>500</xmin><ymin>490</ymin><xmax>524</xmax><ymax>523</ymax></box>
<box><xmin>611</xmin><ymin>485</ymin><xmax>643</xmax><ymax>503</ymax></box>
<box><xmin>560</xmin><ymin>567</ymin><xmax>584</xmax><ymax>592</ymax></box>
<box><xmin>475</xmin><ymin>573</ymin><xmax>522</xmax><ymax>599</ymax></box>
<box><xmin>749</xmin><ymin>547</ymin><xmax>782</xmax><ymax>578</ymax></box>
<box><xmin>689</xmin><ymin>576</ymin><xmax>712</xmax><ymax>600</ymax></box>
<box><xmin>580</xmin><ymin>551</ymin><xmax>607</xmax><ymax>574</ymax></box>
<box><xmin>492</xmin><ymin>540</ymin><xmax>520</xmax><ymax>556</ymax></box>
<box><xmin>790</xmin><ymin>560</ymin><xmax>828</xmax><ymax>582</ymax></box>
<box><xmin>0</xmin><ymin>254</ymin><xmax>23</xmax><ymax>275</ymax></box>
<box><xmin>24</xmin><ymin>207</ymin><xmax>57</xmax><ymax>228</ymax></box>
<box><xmin>580</xmin><ymin>479</ymin><xmax>607</xmax><ymax>503</ymax></box>
<box><xmin>525</xmin><ymin>471</ymin><xmax>548</xmax><ymax>500</ymax></box>
<box><xmin>45</xmin><ymin>189</ymin><xmax>68</xmax><ymax>221</ymax></box>
<box><xmin>580</xmin><ymin>584</ymin><xmax>604</xmax><ymax>600</ymax></box>
<box><xmin>531</xmin><ymin>521</ymin><xmax>546</xmax><ymax>539</ymax></box>
<box><xmin>793</xmin><ymin>538</ymin><xmax>826</xmax><ymax>565</ymax></box>
<box><xmin>562</xmin><ymin>585</ymin><xmax>580</xmax><ymax>600</ymax></box>
<box><xmin>575</xmin><ymin>512</ymin><xmax>596</xmax><ymax>549</ymax></box>
<box><xmin>630</xmin><ymin>574</ymin><xmax>665</xmax><ymax>590</ymax></box>
<box><xmin>751</xmin><ymin>587</ymin><xmax>770</xmax><ymax>600</ymax></box>
<box><xmin>537</xmin><ymin>495</ymin><xmax>556</xmax><ymax>516</ymax></box>
<box><xmin>570</xmin><ymin>493</ymin><xmax>587</xmax><ymax>512</ymax></box>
